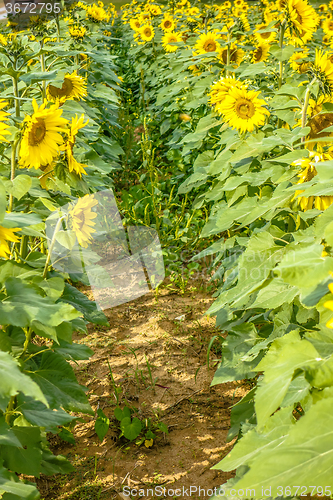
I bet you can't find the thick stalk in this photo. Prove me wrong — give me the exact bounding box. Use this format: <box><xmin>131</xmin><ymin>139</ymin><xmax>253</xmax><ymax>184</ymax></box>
<box><xmin>5</xmin><ymin>396</ymin><xmax>15</xmax><ymax>424</ymax></box>
<box><xmin>12</xmin><ymin>76</ymin><xmax>20</xmax><ymax>118</ymax></box>
<box><xmin>42</xmin><ymin>214</ymin><xmax>65</xmax><ymax>278</ymax></box>
<box><xmin>278</xmin><ymin>21</ymin><xmax>286</xmax><ymax>90</ymax></box>
<box><xmin>8</xmin><ymin>138</ymin><xmax>20</xmax><ymax>213</ymax></box>
<box><xmin>40</xmin><ymin>42</ymin><xmax>46</xmax><ymax>100</ymax></box>
<box><xmin>301</xmin><ymin>78</ymin><xmax>316</xmax><ymax>143</ymax></box>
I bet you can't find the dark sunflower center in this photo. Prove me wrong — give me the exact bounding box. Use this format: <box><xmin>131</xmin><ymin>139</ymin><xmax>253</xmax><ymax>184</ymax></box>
<box><xmin>144</xmin><ymin>28</ymin><xmax>151</xmax><ymax>36</ymax></box>
<box><xmin>236</xmin><ymin>99</ymin><xmax>255</xmax><ymax>119</ymax></box>
<box><xmin>254</xmin><ymin>47</ymin><xmax>263</xmax><ymax>61</ymax></box>
<box><xmin>259</xmin><ymin>29</ymin><xmax>270</xmax><ymax>39</ymax></box>
<box><xmin>29</xmin><ymin>119</ymin><xmax>46</xmax><ymax>146</ymax></box>
<box><xmin>204</xmin><ymin>40</ymin><xmax>216</xmax><ymax>51</ymax></box>
<box><xmin>164</xmin><ymin>20</ymin><xmax>172</xmax><ymax>28</ymax></box>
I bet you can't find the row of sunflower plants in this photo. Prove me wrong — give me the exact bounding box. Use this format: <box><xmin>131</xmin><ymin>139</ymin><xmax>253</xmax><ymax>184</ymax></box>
<box><xmin>0</xmin><ymin>2</ymin><xmax>122</xmax><ymax>498</ymax></box>
<box><xmin>114</xmin><ymin>0</ymin><xmax>333</xmax><ymax>495</ymax></box>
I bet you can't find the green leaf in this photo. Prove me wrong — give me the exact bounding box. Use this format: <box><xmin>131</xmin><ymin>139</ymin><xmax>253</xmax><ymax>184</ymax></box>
<box><xmin>120</xmin><ymin>417</ymin><xmax>142</xmax><ymax>441</ymax></box>
<box><xmin>0</xmin><ymin>278</ymin><xmax>81</xmax><ymax>328</ymax></box>
<box><xmin>0</xmin><ymin>461</ymin><xmax>39</xmax><ymax>499</ymax></box>
<box><xmin>0</xmin><ymin>417</ymin><xmax>22</xmax><ymax>447</ymax></box>
<box><xmin>114</xmin><ymin>406</ymin><xmax>131</xmax><ymax>421</ymax></box>
<box><xmin>222</xmin><ymin>397</ymin><xmax>333</xmax><ymax>494</ymax></box>
<box><xmin>60</xmin><ymin>283</ymin><xmax>108</xmax><ymax>326</ymax></box>
<box><xmin>4</xmin><ymin>175</ymin><xmax>32</xmax><ymax>201</ymax></box>
<box><xmin>16</xmin><ymin>395</ymin><xmax>76</xmax><ymax>432</ymax></box>
<box><xmin>95</xmin><ymin>409</ymin><xmax>109</xmax><ymax>441</ymax></box>
<box><xmin>20</xmin><ymin>70</ymin><xmax>57</xmax><ymax>85</ymax></box>
<box><xmin>30</xmin><ymin>351</ymin><xmax>92</xmax><ymax>414</ymax></box>
<box><xmin>276</xmin><ymin>244</ymin><xmax>333</xmax><ymax>293</ymax></box>
<box><xmin>58</xmin><ymin>428</ymin><xmax>76</xmax><ymax>445</ymax></box>
<box><xmin>255</xmin><ymin>331</ymin><xmax>320</xmax><ymax>427</ymax></box>
<box><xmin>0</xmin><ymin>351</ymin><xmax>48</xmax><ymax>410</ymax></box>
<box><xmin>0</xmin><ymin>426</ymin><xmax>42</xmax><ymax>476</ymax></box>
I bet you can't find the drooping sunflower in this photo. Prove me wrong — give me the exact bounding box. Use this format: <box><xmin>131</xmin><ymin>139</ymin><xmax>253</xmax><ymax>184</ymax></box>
<box><xmin>254</xmin><ymin>22</ymin><xmax>277</xmax><ymax>43</ymax></box>
<box><xmin>289</xmin><ymin>49</ymin><xmax>310</xmax><ymax>73</ymax></box>
<box><xmin>68</xmin><ymin>25</ymin><xmax>87</xmax><ymax>40</ymax></box>
<box><xmin>69</xmin><ymin>194</ymin><xmax>98</xmax><ymax>248</ymax></box>
<box><xmin>162</xmin><ymin>31</ymin><xmax>182</xmax><ymax>52</ymax></box>
<box><xmin>251</xmin><ymin>42</ymin><xmax>270</xmax><ymax>64</ymax></box>
<box><xmin>63</xmin><ymin>114</ymin><xmax>89</xmax><ymax>178</ymax></box>
<box><xmin>194</xmin><ymin>32</ymin><xmax>221</xmax><ymax>55</ymax></box>
<box><xmin>292</xmin><ymin>152</ymin><xmax>333</xmax><ymax>210</ymax></box>
<box><xmin>218</xmin><ymin>87</ymin><xmax>270</xmax><ymax>133</ymax></box>
<box><xmin>208</xmin><ymin>76</ymin><xmax>247</xmax><ymax>115</ymax></box>
<box><xmin>160</xmin><ymin>14</ymin><xmax>175</xmax><ymax>31</ymax></box>
<box><xmin>305</xmin><ymin>95</ymin><xmax>333</xmax><ymax>150</ymax></box>
<box><xmin>312</xmin><ymin>49</ymin><xmax>333</xmax><ymax>95</ymax></box>
<box><xmin>0</xmin><ymin>100</ymin><xmax>10</xmax><ymax>143</ymax></box>
<box><xmin>285</xmin><ymin>0</ymin><xmax>319</xmax><ymax>45</ymax></box>
<box><xmin>47</xmin><ymin>71</ymin><xmax>87</xmax><ymax>103</ymax></box>
<box><xmin>140</xmin><ymin>24</ymin><xmax>155</xmax><ymax>42</ymax></box>
<box><xmin>0</xmin><ymin>226</ymin><xmax>21</xmax><ymax>259</ymax></box>
<box><xmin>217</xmin><ymin>43</ymin><xmax>244</xmax><ymax>68</ymax></box>
<box><xmin>19</xmin><ymin>99</ymin><xmax>68</xmax><ymax>170</ymax></box>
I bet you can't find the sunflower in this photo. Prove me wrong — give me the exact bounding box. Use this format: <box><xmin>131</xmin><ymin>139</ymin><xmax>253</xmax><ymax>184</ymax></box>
<box><xmin>162</xmin><ymin>31</ymin><xmax>182</xmax><ymax>52</ymax></box>
<box><xmin>19</xmin><ymin>99</ymin><xmax>68</xmax><ymax>170</ymax></box>
<box><xmin>47</xmin><ymin>71</ymin><xmax>87</xmax><ymax>103</ymax></box>
<box><xmin>254</xmin><ymin>23</ymin><xmax>277</xmax><ymax>43</ymax></box>
<box><xmin>305</xmin><ymin>95</ymin><xmax>333</xmax><ymax>150</ymax></box>
<box><xmin>160</xmin><ymin>14</ymin><xmax>176</xmax><ymax>32</ymax></box>
<box><xmin>292</xmin><ymin>152</ymin><xmax>333</xmax><ymax>210</ymax></box>
<box><xmin>0</xmin><ymin>34</ymin><xmax>7</xmax><ymax>46</ymax></box>
<box><xmin>63</xmin><ymin>114</ymin><xmax>89</xmax><ymax>177</ymax></box>
<box><xmin>319</xmin><ymin>4</ymin><xmax>328</xmax><ymax>13</ymax></box>
<box><xmin>208</xmin><ymin>76</ymin><xmax>247</xmax><ymax>115</ymax></box>
<box><xmin>312</xmin><ymin>49</ymin><xmax>333</xmax><ymax>95</ymax></box>
<box><xmin>289</xmin><ymin>49</ymin><xmax>310</xmax><ymax>73</ymax></box>
<box><xmin>217</xmin><ymin>43</ymin><xmax>244</xmax><ymax>67</ymax></box>
<box><xmin>194</xmin><ymin>32</ymin><xmax>221</xmax><ymax>55</ymax></box>
<box><xmin>129</xmin><ymin>17</ymin><xmax>141</xmax><ymax>31</ymax></box>
<box><xmin>218</xmin><ymin>87</ymin><xmax>270</xmax><ymax>133</ymax></box>
<box><xmin>285</xmin><ymin>0</ymin><xmax>319</xmax><ymax>45</ymax></box>
<box><xmin>39</xmin><ymin>163</ymin><xmax>55</xmax><ymax>190</ymax></box>
<box><xmin>140</xmin><ymin>24</ymin><xmax>154</xmax><ymax>41</ymax></box>
<box><xmin>0</xmin><ymin>226</ymin><xmax>21</xmax><ymax>259</ymax></box>
<box><xmin>322</xmin><ymin>18</ymin><xmax>333</xmax><ymax>37</ymax></box>
<box><xmin>69</xmin><ymin>195</ymin><xmax>98</xmax><ymax>248</ymax></box>
<box><xmin>86</xmin><ymin>3</ymin><xmax>108</xmax><ymax>22</ymax></box>
<box><xmin>251</xmin><ymin>42</ymin><xmax>270</xmax><ymax>63</ymax></box>
<box><xmin>68</xmin><ymin>25</ymin><xmax>87</xmax><ymax>40</ymax></box>
<box><xmin>0</xmin><ymin>100</ymin><xmax>10</xmax><ymax>143</ymax></box>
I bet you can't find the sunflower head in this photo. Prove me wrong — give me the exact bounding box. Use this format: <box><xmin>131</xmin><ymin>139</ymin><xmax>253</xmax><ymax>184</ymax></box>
<box><xmin>69</xmin><ymin>195</ymin><xmax>99</xmax><ymax>248</ymax></box>
<box><xmin>251</xmin><ymin>42</ymin><xmax>270</xmax><ymax>64</ymax></box>
<box><xmin>139</xmin><ymin>24</ymin><xmax>154</xmax><ymax>41</ymax></box>
<box><xmin>312</xmin><ymin>49</ymin><xmax>333</xmax><ymax>96</ymax></box>
<box><xmin>47</xmin><ymin>71</ymin><xmax>87</xmax><ymax>103</ymax></box>
<box><xmin>162</xmin><ymin>31</ymin><xmax>182</xmax><ymax>52</ymax></box>
<box><xmin>194</xmin><ymin>32</ymin><xmax>221</xmax><ymax>55</ymax></box>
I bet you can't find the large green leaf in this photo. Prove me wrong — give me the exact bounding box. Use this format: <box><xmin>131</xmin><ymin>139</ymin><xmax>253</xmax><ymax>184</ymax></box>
<box><xmin>0</xmin><ymin>426</ymin><xmax>42</xmax><ymax>476</ymax></box>
<box><xmin>255</xmin><ymin>331</ymin><xmax>320</xmax><ymax>427</ymax></box>
<box><xmin>221</xmin><ymin>397</ymin><xmax>333</xmax><ymax>494</ymax></box>
<box><xmin>0</xmin><ymin>461</ymin><xmax>39</xmax><ymax>499</ymax></box>
<box><xmin>30</xmin><ymin>351</ymin><xmax>93</xmax><ymax>414</ymax></box>
<box><xmin>60</xmin><ymin>283</ymin><xmax>108</xmax><ymax>326</ymax></box>
<box><xmin>16</xmin><ymin>394</ymin><xmax>76</xmax><ymax>432</ymax></box>
<box><xmin>0</xmin><ymin>351</ymin><xmax>48</xmax><ymax>410</ymax></box>
<box><xmin>0</xmin><ymin>278</ymin><xmax>81</xmax><ymax>328</ymax></box>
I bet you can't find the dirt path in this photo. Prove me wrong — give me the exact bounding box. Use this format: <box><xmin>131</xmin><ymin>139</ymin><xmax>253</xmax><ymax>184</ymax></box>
<box><xmin>37</xmin><ymin>281</ymin><xmax>248</xmax><ymax>500</ymax></box>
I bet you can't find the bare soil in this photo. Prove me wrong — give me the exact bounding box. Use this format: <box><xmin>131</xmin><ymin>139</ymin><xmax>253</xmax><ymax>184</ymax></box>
<box><xmin>36</xmin><ymin>280</ymin><xmax>249</xmax><ymax>500</ymax></box>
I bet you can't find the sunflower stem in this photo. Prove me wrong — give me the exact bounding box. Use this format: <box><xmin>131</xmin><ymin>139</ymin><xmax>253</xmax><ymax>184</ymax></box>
<box><xmin>40</xmin><ymin>41</ymin><xmax>46</xmax><ymax>100</ymax></box>
<box><xmin>301</xmin><ymin>78</ymin><xmax>316</xmax><ymax>144</ymax></box>
<box><xmin>12</xmin><ymin>76</ymin><xmax>20</xmax><ymax>118</ymax></box>
<box><xmin>42</xmin><ymin>214</ymin><xmax>65</xmax><ymax>279</ymax></box>
<box><xmin>278</xmin><ymin>21</ymin><xmax>286</xmax><ymax>90</ymax></box>
<box><xmin>5</xmin><ymin>396</ymin><xmax>15</xmax><ymax>425</ymax></box>
<box><xmin>8</xmin><ymin>138</ymin><xmax>20</xmax><ymax>213</ymax></box>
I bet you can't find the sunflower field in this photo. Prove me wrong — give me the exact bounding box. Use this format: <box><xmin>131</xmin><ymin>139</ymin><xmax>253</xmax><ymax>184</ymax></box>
<box><xmin>1</xmin><ymin>0</ymin><xmax>333</xmax><ymax>497</ymax></box>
